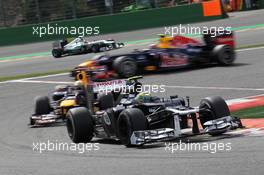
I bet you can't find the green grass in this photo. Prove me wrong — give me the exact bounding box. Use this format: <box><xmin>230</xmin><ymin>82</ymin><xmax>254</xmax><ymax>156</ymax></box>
<box><xmin>231</xmin><ymin>106</ymin><xmax>264</xmax><ymax>119</ymax></box>
<box><xmin>0</xmin><ymin>69</ymin><xmax>70</xmax><ymax>82</ymax></box>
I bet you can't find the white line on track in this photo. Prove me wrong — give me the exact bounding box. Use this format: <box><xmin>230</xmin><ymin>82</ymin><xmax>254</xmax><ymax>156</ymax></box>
<box><xmin>0</xmin><ymin>73</ymin><xmax>69</xmax><ymax>84</ymax></box>
<box><xmin>13</xmin><ymin>79</ymin><xmax>73</xmax><ymax>84</ymax></box>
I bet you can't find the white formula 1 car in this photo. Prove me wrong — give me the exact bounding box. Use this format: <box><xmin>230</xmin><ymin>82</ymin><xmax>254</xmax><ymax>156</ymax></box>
<box><xmin>52</xmin><ymin>36</ymin><xmax>125</xmax><ymax>58</ymax></box>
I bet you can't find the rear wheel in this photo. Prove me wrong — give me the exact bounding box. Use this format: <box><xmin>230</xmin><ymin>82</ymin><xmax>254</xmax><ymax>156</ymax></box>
<box><xmin>113</xmin><ymin>56</ymin><xmax>138</xmax><ymax>78</ymax></box>
<box><xmin>213</xmin><ymin>45</ymin><xmax>235</xmax><ymax>65</ymax></box>
<box><xmin>117</xmin><ymin>108</ymin><xmax>148</xmax><ymax>146</ymax></box>
<box><xmin>66</xmin><ymin>107</ymin><xmax>94</xmax><ymax>143</ymax></box>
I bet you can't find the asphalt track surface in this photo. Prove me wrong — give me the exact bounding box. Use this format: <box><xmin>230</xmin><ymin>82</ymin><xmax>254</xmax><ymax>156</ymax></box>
<box><xmin>0</xmin><ymin>10</ymin><xmax>264</xmax><ymax>175</ymax></box>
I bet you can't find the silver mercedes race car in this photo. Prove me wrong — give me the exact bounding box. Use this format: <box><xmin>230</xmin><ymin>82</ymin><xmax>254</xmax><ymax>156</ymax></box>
<box><xmin>52</xmin><ymin>36</ymin><xmax>125</xmax><ymax>58</ymax></box>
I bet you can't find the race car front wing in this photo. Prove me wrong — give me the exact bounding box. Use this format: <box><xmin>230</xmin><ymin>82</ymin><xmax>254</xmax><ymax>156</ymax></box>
<box><xmin>130</xmin><ymin>114</ymin><xmax>242</xmax><ymax>145</ymax></box>
<box><xmin>30</xmin><ymin>114</ymin><xmax>63</xmax><ymax>127</ymax></box>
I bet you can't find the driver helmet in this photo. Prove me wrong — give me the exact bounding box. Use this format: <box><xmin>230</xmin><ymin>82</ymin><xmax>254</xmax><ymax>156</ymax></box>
<box><xmin>74</xmin><ymin>80</ymin><xmax>83</xmax><ymax>87</ymax></box>
<box><xmin>134</xmin><ymin>92</ymin><xmax>152</xmax><ymax>103</ymax></box>
<box><xmin>74</xmin><ymin>80</ymin><xmax>84</xmax><ymax>91</ymax></box>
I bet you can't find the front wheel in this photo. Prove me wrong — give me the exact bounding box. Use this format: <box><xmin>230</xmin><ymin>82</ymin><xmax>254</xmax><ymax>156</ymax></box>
<box><xmin>113</xmin><ymin>56</ymin><xmax>138</xmax><ymax>78</ymax></box>
<box><xmin>34</xmin><ymin>96</ymin><xmax>52</xmax><ymax>115</ymax></box>
<box><xmin>52</xmin><ymin>49</ymin><xmax>63</xmax><ymax>58</ymax></box>
<box><xmin>199</xmin><ymin>96</ymin><xmax>230</xmax><ymax>136</ymax></box>
<box><xmin>117</xmin><ymin>108</ymin><xmax>148</xmax><ymax>146</ymax></box>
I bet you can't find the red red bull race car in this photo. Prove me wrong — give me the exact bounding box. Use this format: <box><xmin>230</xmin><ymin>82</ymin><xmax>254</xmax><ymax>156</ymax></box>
<box><xmin>71</xmin><ymin>30</ymin><xmax>236</xmax><ymax>79</ymax></box>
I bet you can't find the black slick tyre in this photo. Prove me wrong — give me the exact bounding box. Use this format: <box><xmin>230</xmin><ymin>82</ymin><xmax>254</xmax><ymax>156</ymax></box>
<box><xmin>34</xmin><ymin>96</ymin><xmax>51</xmax><ymax>115</ymax></box>
<box><xmin>199</xmin><ymin>96</ymin><xmax>230</xmax><ymax>136</ymax></box>
<box><xmin>52</xmin><ymin>49</ymin><xmax>62</xmax><ymax>58</ymax></box>
<box><xmin>213</xmin><ymin>45</ymin><xmax>235</xmax><ymax>65</ymax></box>
<box><xmin>66</xmin><ymin>107</ymin><xmax>94</xmax><ymax>143</ymax></box>
<box><xmin>117</xmin><ymin>108</ymin><xmax>147</xmax><ymax>147</ymax></box>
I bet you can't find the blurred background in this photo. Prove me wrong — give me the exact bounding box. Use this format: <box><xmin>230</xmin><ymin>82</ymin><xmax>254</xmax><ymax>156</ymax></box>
<box><xmin>0</xmin><ymin>0</ymin><xmax>175</xmax><ymax>27</ymax></box>
<box><xmin>0</xmin><ymin>0</ymin><xmax>261</xmax><ymax>27</ymax></box>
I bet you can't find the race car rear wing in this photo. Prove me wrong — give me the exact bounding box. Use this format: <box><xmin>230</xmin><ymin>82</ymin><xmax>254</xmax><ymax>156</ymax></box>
<box><xmin>203</xmin><ymin>30</ymin><xmax>235</xmax><ymax>49</ymax></box>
